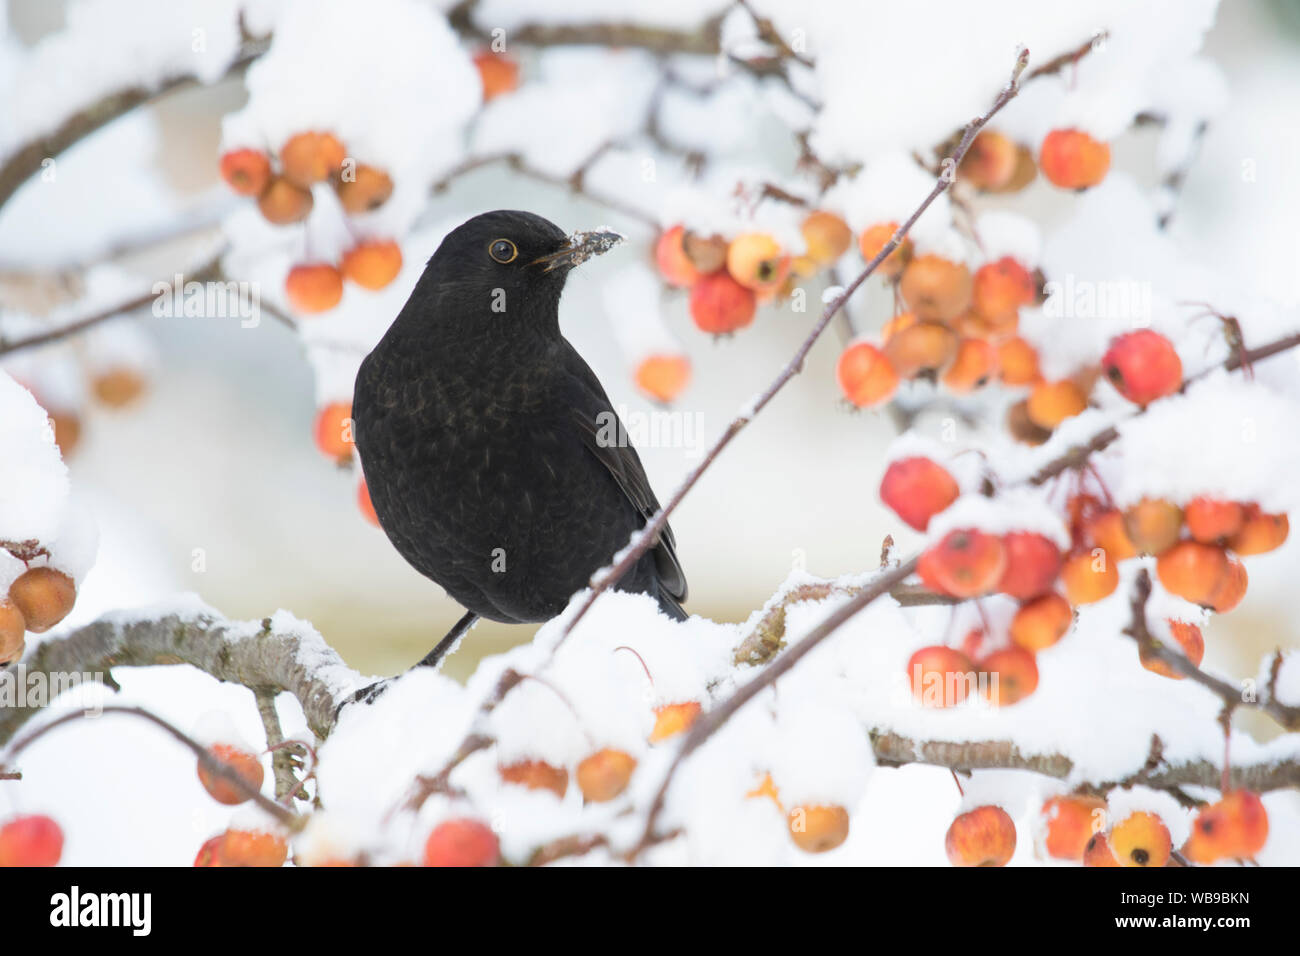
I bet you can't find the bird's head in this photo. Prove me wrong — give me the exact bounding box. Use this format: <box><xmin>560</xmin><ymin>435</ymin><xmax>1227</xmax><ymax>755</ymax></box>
<box><xmin>416</xmin><ymin>210</ymin><xmax>624</xmax><ymax>331</ymax></box>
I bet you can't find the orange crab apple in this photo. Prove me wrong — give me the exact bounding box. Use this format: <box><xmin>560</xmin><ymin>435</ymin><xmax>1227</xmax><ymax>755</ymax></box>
<box><xmin>499</xmin><ymin>759</ymin><xmax>568</xmax><ymax>798</ymax></box>
<box><xmin>801</xmin><ymin>210</ymin><xmax>853</xmax><ymax>264</ymax></box>
<box><xmin>1184</xmin><ymin>497</ymin><xmax>1245</xmax><ymax>544</ymax></box>
<box><xmin>945</xmin><ymin>805</ymin><xmax>1016</xmax><ymax>867</ymax></box>
<box><xmin>423</xmin><ymin>818</ymin><xmax>500</xmax><ymax>867</ymax></box>
<box><xmin>996</xmin><ymin>336</ymin><xmax>1040</xmax><ymax>386</ymax></box>
<box><xmin>972</xmin><ymin>256</ymin><xmax>1035</xmax><ymax>321</ymax></box>
<box><xmin>1206</xmin><ymin>556</ymin><xmax>1247</xmax><ymax>613</ymax></box>
<box><xmin>1026</xmin><ymin>380</ymin><xmax>1087</xmax><ymax>429</ymax></box>
<box><xmin>1156</xmin><ymin>541</ymin><xmax>1230</xmax><ymax>606</ymax></box>
<box><xmin>788</xmin><ymin>805</ymin><xmax>850</xmax><ymax>853</ymax></box>
<box><xmin>576</xmin><ymin>748</ymin><xmax>637</xmax><ymax>802</ymax></box>
<box><xmin>882</xmin><ymin>321</ymin><xmax>958</xmax><ymax>379</ymax></box>
<box><xmin>473</xmin><ymin>49</ymin><xmax>520</xmax><ymax>101</ymax></box>
<box><xmin>1122</xmin><ymin>498</ymin><xmax>1184</xmax><ymax>555</ymax></box>
<box><xmin>1041</xmin><ymin>795</ymin><xmax>1106</xmax><ymax>860</ymax></box>
<box><xmin>899</xmin><ymin>255</ymin><xmax>973</xmax><ymax>322</ymax></box>
<box><xmin>941</xmin><ymin>338</ymin><xmax>997</xmax><ymax>393</ymax></box>
<box><xmin>336</xmin><ymin>164</ymin><xmax>394</xmax><ymax>213</ymax></box>
<box><xmin>907</xmin><ymin>645</ymin><xmax>975</xmax><ymax>708</ymax></box>
<box><xmin>997</xmin><ymin>532</ymin><xmax>1062</xmax><ymax>600</ymax></box>
<box><xmin>959</xmin><ymin>130</ymin><xmax>1018</xmax><ymax>190</ymax></box>
<box><xmin>1060</xmin><ymin>549</ymin><xmax>1119</xmax><ymax>605</ymax></box>
<box><xmin>1039</xmin><ymin>128</ymin><xmax>1111</xmax><ymax>190</ymax></box>
<box><xmin>1109</xmin><ymin>811</ymin><xmax>1172</xmax><ymax>867</ymax></box>
<box><xmin>836</xmin><ymin>341</ymin><xmax>898</xmax><ymax>407</ymax></box>
<box><xmin>257</xmin><ymin>175</ymin><xmax>314</xmax><ymax>225</ymax></box>
<box><xmin>1085</xmin><ymin>509</ymin><xmax>1137</xmax><ymax>561</ymax></box>
<box><xmin>690</xmin><ymin>271</ymin><xmax>756</xmax><ymax>334</ymax></box>
<box><xmin>879</xmin><ymin>457</ymin><xmax>959</xmax><ymax>532</ymax></box>
<box><xmin>726</xmin><ymin>233</ymin><xmax>790</xmax><ymax>292</ymax></box>
<box><xmin>1101</xmin><ymin>330</ymin><xmax>1182</xmax><ymax>406</ymax></box>
<box><xmin>1006</xmin><ymin>399</ymin><xmax>1052</xmax><ymax>446</ymax></box>
<box><xmin>279</xmin><ymin>131</ymin><xmax>347</xmax><ymax>187</ymax></box>
<box><xmin>1183</xmin><ymin>790</ymin><xmax>1268</xmax><ymax>863</ymax></box>
<box><xmin>1229</xmin><ymin>506</ymin><xmax>1289</xmax><ymax>556</ymax></box>
<box><xmin>357</xmin><ymin>479</ymin><xmax>380</xmax><ymax>527</ymax></box>
<box><xmin>634</xmin><ymin>354</ymin><xmax>691</xmax><ymax>403</ymax></box>
<box><xmin>219</xmin><ymin>148</ymin><xmax>272</xmax><ymax>197</ymax></box>
<box><xmin>285</xmin><ymin>263</ymin><xmax>344</xmax><ymax>314</ymax></box>
<box><xmin>0</xmin><ymin>814</ymin><xmax>63</xmax><ymax>867</ymax></box>
<box><xmin>650</xmin><ymin>701</ymin><xmax>701</xmax><ymax>742</ymax></box>
<box><xmin>978</xmin><ymin>647</ymin><xmax>1039</xmax><ymax>707</ymax></box>
<box><xmin>91</xmin><ymin>367</ymin><xmax>147</xmax><ymax>408</ymax></box>
<box><xmin>1</xmin><ymin>600</ymin><xmax>26</xmax><ymax>663</ymax></box>
<box><xmin>927</xmin><ymin>529</ymin><xmax>1006</xmax><ymax>598</ymax></box>
<box><xmin>313</xmin><ymin>401</ymin><xmax>354</xmax><ymax>462</ymax></box>
<box><xmin>217</xmin><ymin>828</ymin><xmax>289</xmax><ymax>867</ymax></box>
<box><xmin>197</xmin><ymin>743</ymin><xmax>265</xmax><ymax>805</ymax></box>
<box><xmin>1140</xmin><ymin>619</ymin><xmax>1204</xmax><ymax>679</ymax></box>
<box><xmin>1082</xmin><ymin>831</ymin><xmax>1121</xmax><ymax>867</ymax></box>
<box><xmin>342</xmin><ymin>240</ymin><xmax>403</xmax><ymax>290</ymax></box>
<box><xmin>654</xmin><ymin>225</ymin><xmax>702</xmax><ymax>287</ymax></box>
<box><xmin>8</xmin><ymin>567</ymin><xmax>76</xmax><ymax>633</ymax></box>
<box><xmin>1009</xmin><ymin>592</ymin><xmax>1073</xmax><ymax>652</ymax></box>
<box><xmin>858</xmin><ymin>221</ymin><xmax>910</xmax><ymax>278</ymax></box>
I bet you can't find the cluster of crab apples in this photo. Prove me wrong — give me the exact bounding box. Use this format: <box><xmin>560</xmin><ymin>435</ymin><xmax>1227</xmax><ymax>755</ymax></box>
<box><xmin>0</xmin><ymin>564</ymin><xmax>78</xmax><ymax>666</ymax></box>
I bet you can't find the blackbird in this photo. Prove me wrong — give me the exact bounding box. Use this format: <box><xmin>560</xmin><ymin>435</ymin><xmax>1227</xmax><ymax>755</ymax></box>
<box><xmin>353</xmin><ymin>210</ymin><xmax>688</xmax><ymax>672</ymax></box>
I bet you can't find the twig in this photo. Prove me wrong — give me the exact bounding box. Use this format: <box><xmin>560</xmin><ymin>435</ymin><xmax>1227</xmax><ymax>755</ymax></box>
<box><xmin>254</xmin><ymin>689</ymin><xmax>302</xmax><ymax>803</ymax></box>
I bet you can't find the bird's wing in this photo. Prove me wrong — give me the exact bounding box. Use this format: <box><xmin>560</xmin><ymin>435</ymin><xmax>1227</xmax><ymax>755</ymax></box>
<box><xmin>560</xmin><ymin>346</ymin><xmax>688</xmax><ymax>603</ymax></box>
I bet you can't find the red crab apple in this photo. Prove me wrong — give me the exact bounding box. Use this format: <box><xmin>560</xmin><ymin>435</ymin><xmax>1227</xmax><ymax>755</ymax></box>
<box><xmin>836</xmin><ymin>341</ymin><xmax>899</xmax><ymax>407</ymax></box>
<box><xmin>1082</xmin><ymin>831</ymin><xmax>1121</xmax><ymax>867</ymax></box>
<box><xmin>996</xmin><ymin>532</ymin><xmax>1062</xmax><ymax>600</ymax></box>
<box><xmin>285</xmin><ymin>263</ymin><xmax>344</xmax><ymax>314</ymax></box>
<box><xmin>654</xmin><ymin>225</ymin><xmax>702</xmax><ymax>288</ymax></box>
<box><xmin>219</xmin><ymin>148</ymin><xmax>272</xmax><ymax>197</ymax></box>
<box><xmin>907</xmin><ymin>645</ymin><xmax>975</xmax><ymax>708</ymax></box>
<box><xmin>1140</xmin><ymin>619</ymin><xmax>1204</xmax><ymax>679</ymax></box>
<box><xmin>978</xmin><ymin>647</ymin><xmax>1039</xmax><ymax>707</ymax></box>
<box><xmin>959</xmin><ymin>130</ymin><xmax>1018</xmax><ymax>190</ymax></box>
<box><xmin>972</xmin><ymin>255</ymin><xmax>1035</xmax><ymax>321</ymax></box>
<box><xmin>858</xmin><ymin>221</ymin><xmax>911</xmax><ymax>278</ymax></box>
<box><xmin>1061</xmin><ymin>549</ymin><xmax>1119</xmax><ymax>605</ymax></box>
<box><xmin>423</xmin><ymin>818</ymin><xmax>499</xmax><ymax>867</ymax></box>
<box><xmin>879</xmin><ymin>457</ymin><xmax>959</xmax><ymax>532</ymax></box>
<box><xmin>925</xmin><ymin>529</ymin><xmax>1006</xmax><ymax>598</ymax></box>
<box><xmin>689</xmin><ymin>271</ymin><xmax>756</xmax><ymax>334</ymax></box>
<box><xmin>1039</xmin><ymin>128</ymin><xmax>1111</xmax><ymax>190</ymax></box>
<box><xmin>197</xmin><ymin>743</ymin><xmax>265</xmax><ymax>805</ymax></box>
<box><xmin>1182</xmin><ymin>790</ymin><xmax>1268</xmax><ymax>863</ymax></box>
<box><xmin>1009</xmin><ymin>592</ymin><xmax>1073</xmax><ymax>652</ymax></box>
<box><xmin>473</xmin><ymin>49</ymin><xmax>520</xmax><ymax>101</ymax></box>
<box><xmin>1041</xmin><ymin>795</ymin><xmax>1106</xmax><ymax>860</ymax></box>
<box><xmin>1230</xmin><ymin>506</ymin><xmax>1289</xmax><ymax>556</ymax></box>
<box><xmin>1184</xmin><ymin>497</ymin><xmax>1245</xmax><ymax>544</ymax></box>
<box><xmin>0</xmin><ymin>814</ymin><xmax>63</xmax><ymax>866</ymax></box>
<box><xmin>313</xmin><ymin>401</ymin><xmax>354</xmax><ymax>463</ymax></box>
<box><xmin>1156</xmin><ymin>541</ymin><xmax>1230</xmax><ymax>606</ymax></box>
<box><xmin>942</xmin><ymin>338</ymin><xmax>997</xmax><ymax>393</ymax></box>
<box><xmin>1101</xmin><ymin>330</ymin><xmax>1182</xmax><ymax>406</ymax></box>
<box><xmin>945</xmin><ymin>805</ymin><xmax>1016</xmax><ymax>866</ymax></box>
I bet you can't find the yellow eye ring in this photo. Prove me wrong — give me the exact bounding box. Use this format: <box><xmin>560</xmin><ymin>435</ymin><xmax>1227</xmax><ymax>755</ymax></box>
<box><xmin>488</xmin><ymin>238</ymin><xmax>518</xmax><ymax>264</ymax></box>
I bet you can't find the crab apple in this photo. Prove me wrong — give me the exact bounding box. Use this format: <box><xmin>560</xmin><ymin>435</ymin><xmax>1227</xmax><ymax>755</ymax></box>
<box><xmin>313</xmin><ymin>401</ymin><xmax>354</xmax><ymax>463</ymax></box>
<box><xmin>0</xmin><ymin>814</ymin><xmax>64</xmax><ymax>866</ymax></box>
<box><xmin>1206</xmin><ymin>556</ymin><xmax>1247</xmax><ymax>613</ymax></box>
<box><xmin>880</xmin><ymin>310</ymin><xmax>917</xmax><ymax>341</ymax></box>
<box><xmin>927</xmin><ymin>529</ymin><xmax>1006</xmax><ymax>598</ymax></box>
<box><xmin>357</xmin><ymin>479</ymin><xmax>380</xmax><ymax>526</ymax></box>
<box><xmin>1005</xmin><ymin>399</ymin><xmax>1052</xmax><ymax>446</ymax></box>
<box><xmin>954</xmin><ymin>305</ymin><xmax>1018</xmax><ymax>340</ymax></box>
<box><xmin>336</xmin><ymin>164</ymin><xmax>394</xmax><ymax>213</ymax></box>
<box><xmin>1183</xmin><ymin>791</ymin><xmax>1268</xmax><ymax>863</ymax></box>
<box><xmin>899</xmin><ymin>255</ymin><xmax>973</xmax><ymax>322</ymax></box>
<box><xmin>994</xmin><ymin>143</ymin><xmax>1039</xmax><ymax>193</ymax></box>
<box><xmin>1230</xmin><ymin>506</ymin><xmax>1289</xmax><ymax>556</ymax></box>
<box><xmin>907</xmin><ymin>645</ymin><xmax>975</xmax><ymax>708</ymax></box>
<box><xmin>654</xmin><ymin>224</ymin><xmax>702</xmax><ymax>287</ymax></box>
<box><xmin>1109</xmin><ymin>811</ymin><xmax>1172</xmax><ymax>867</ymax></box>
<box><xmin>945</xmin><ymin>806</ymin><xmax>1016</xmax><ymax>867</ymax></box>
<box><xmin>916</xmin><ymin>548</ymin><xmax>952</xmax><ymax>595</ymax></box>
<box><xmin>1026</xmin><ymin>380</ymin><xmax>1087</xmax><ymax>430</ymax></box>
<box><xmin>879</xmin><ymin>457</ymin><xmax>959</xmax><ymax>532</ymax></box>
<box><xmin>0</xmin><ymin>600</ymin><xmax>25</xmax><ymax>663</ymax></box>
<box><xmin>48</xmin><ymin>410</ymin><xmax>82</xmax><ymax>457</ymax></box>
<box><xmin>193</xmin><ymin>835</ymin><xmax>225</xmax><ymax>867</ymax></box>
<box><xmin>972</xmin><ymin>256</ymin><xmax>1036</xmax><ymax>321</ymax></box>
<box><xmin>219</xmin><ymin>148</ymin><xmax>272</xmax><ymax>197</ymax></box>
<box><xmin>726</xmin><ymin>233</ymin><xmax>791</xmax><ymax>293</ymax></box>
<box><xmin>216</xmin><ymin>829</ymin><xmax>288</xmax><ymax>867</ymax></box>
<box><xmin>197</xmin><ymin>743</ymin><xmax>265</xmax><ymax>805</ymax></box>
<box><xmin>1082</xmin><ymin>831</ymin><xmax>1121</xmax><ymax>867</ymax></box>
<box><xmin>801</xmin><ymin>210</ymin><xmax>853</xmax><ymax>264</ymax></box>
<box><xmin>650</xmin><ymin>701</ymin><xmax>701</xmax><ymax>742</ymax></box>
<box><xmin>576</xmin><ymin>748</ymin><xmax>637</xmax><ymax>802</ymax></box>
<box><xmin>959</xmin><ymin>130</ymin><xmax>1018</xmax><ymax>190</ymax></box>
<box><xmin>978</xmin><ymin>647</ymin><xmax>1039</xmax><ymax>707</ymax></box>
<box><xmin>279</xmin><ymin>131</ymin><xmax>346</xmax><ymax>187</ymax></box>
<box><xmin>1061</xmin><ymin>549</ymin><xmax>1119</xmax><ymax>605</ymax></box>
<box><xmin>997</xmin><ymin>532</ymin><xmax>1062</xmax><ymax>600</ymax></box>
<box><xmin>682</xmin><ymin>231</ymin><xmax>728</xmax><ymax>273</ymax></box>
<box><xmin>285</xmin><ymin>263</ymin><xmax>344</xmax><ymax>314</ymax></box>
<box><xmin>473</xmin><ymin>49</ymin><xmax>520</xmax><ymax>101</ymax></box>
<box><xmin>858</xmin><ymin>221</ymin><xmax>911</xmax><ymax>278</ymax></box>
<box><xmin>690</xmin><ymin>271</ymin><xmax>756</xmax><ymax>334</ymax></box>
<box><xmin>882</xmin><ymin>321</ymin><xmax>958</xmax><ymax>379</ymax></box>
<box><xmin>341</xmin><ymin>240</ymin><xmax>403</xmax><ymax>290</ymax></box>
<box><xmin>499</xmin><ymin>759</ymin><xmax>568</xmax><ymax>798</ymax></box>
<box><xmin>1101</xmin><ymin>330</ymin><xmax>1182</xmax><ymax>406</ymax></box>
<box><xmin>423</xmin><ymin>818</ymin><xmax>499</xmax><ymax>867</ymax></box>
<box><xmin>1140</xmin><ymin>619</ymin><xmax>1204</xmax><ymax>679</ymax></box>
<box><xmin>942</xmin><ymin>338</ymin><xmax>997</xmax><ymax>393</ymax></box>
<box><xmin>8</xmin><ymin>567</ymin><xmax>76</xmax><ymax>633</ymax></box>
<box><xmin>1041</xmin><ymin>795</ymin><xmax>1107</xmax><ymax>860</ymax></box>
<box><xmin>1010</xmin><ymin>592</ymin><xmax>1073</xmax><ymax>652</ymax></box>
<box><xmin>836</xmin><ymin>341</ymin><xmax>899</xmax><ymax>407</ymax></box>
<box><xmin>1085</xmin><ymin>509</ymin><xmax>1137</xmax><ymax>561</ymax></box>
<box><xmin>996</xmin><ymin>336</ymin><xmax>1041</xmax><ymax>386</ymax></box>
<box><xmin>91</xmin><ymin>367</ymin><xmax>147</xmax><ymax>408</ymax></box>
<box><xmin>787</xmin><ymin>805</ymin><xmax>850</xmax><ymax>853</ymax></box>
<box><xmin>1156</xmin><ymin>541</ymin><xmax>1230</xmax><ymax>606</ymax></box>
<box><xmin>257</xmin><ymin>175</ymin><xmax>313</xmax><ymax>225</ymax></box>
<box><xmin>1123</xmin><ymin>498</ymin><xmax>1184</xmax><ymax>555</ymax></box>
<box><xmin>634</xmin><ymin>354</ymin><xmax>691</xmax><ymax>403</ymax></box>
<box><xmin>1184</xmin><ymin>497</ymin><xmax>1245</xmax><ymax>544</ymax></box>
<box><xmin>1039</xmin><ymin>128</ymin><xmax>1111</xmax><ymax>190</ymax></box>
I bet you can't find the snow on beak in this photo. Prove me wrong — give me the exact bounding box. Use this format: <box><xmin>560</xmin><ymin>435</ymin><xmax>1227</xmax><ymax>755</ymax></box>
<box><xmin>532</xmin><ymin>227</ymin><xmax>625</xmax><ymax>272</ymax></box>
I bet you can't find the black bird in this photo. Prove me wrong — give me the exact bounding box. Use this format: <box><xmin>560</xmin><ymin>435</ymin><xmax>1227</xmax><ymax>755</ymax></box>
<box><xmin>353</xmin><ymin>210</ymin><xmax>688</xmax><ymax>672</ymax></box>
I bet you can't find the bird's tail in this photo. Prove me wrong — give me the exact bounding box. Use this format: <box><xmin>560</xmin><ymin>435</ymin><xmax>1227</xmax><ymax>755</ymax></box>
<box><xmin>656</xmin><ymin>586</ymin><xmax>688</xmax><ymax>622</ymax></box>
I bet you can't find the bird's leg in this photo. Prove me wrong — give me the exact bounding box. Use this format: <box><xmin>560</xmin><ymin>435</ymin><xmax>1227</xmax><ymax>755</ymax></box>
<box><xmin>416</xmin><ymin>610</ymin><xmax>480</xmax><ymax>669</ymax></box>
<box><xmin>336</xmin><ymin>610</ymin><xmax>481</xmax><ymax>715</ymax></box>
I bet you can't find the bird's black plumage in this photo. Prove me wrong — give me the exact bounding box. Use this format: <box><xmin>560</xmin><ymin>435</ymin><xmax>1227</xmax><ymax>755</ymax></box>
<box><xmin>353</xmin><ymin>210</ymin><xmax>687</xmax><ymax>665</ymax></box>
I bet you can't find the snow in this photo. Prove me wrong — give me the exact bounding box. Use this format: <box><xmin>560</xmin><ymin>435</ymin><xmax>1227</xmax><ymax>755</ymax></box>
<box><xmin>926</xmin><ymin>490</ymin><xmax>1071</xmax><ymax>549</ymax></box>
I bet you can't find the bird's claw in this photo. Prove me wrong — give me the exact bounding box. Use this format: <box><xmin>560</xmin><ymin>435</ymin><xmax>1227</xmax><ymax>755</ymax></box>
<box><xmin>335</xmin><ymin>678</ymin><xmax>394</xmax><ymax>718</ymax></box>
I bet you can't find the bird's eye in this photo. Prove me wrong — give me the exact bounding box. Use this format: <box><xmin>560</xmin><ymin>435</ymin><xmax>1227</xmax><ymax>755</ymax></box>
<box><xmin>488</xmin><ymin>239</ymin><xmax>518</xmax><ymax>264</ymax></box>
